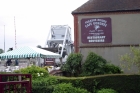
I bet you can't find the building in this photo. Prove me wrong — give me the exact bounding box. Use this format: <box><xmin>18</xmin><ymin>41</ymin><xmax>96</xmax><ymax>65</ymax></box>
<box><xmin>72</xmin><ymin>0</ymin><xmax>140</xmax><ymax>74</ymax></box>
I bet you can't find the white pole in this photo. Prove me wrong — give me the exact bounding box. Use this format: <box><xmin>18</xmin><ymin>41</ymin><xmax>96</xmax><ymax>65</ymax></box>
<box><xmin>3</xmin><ymin>25</ymin><xmax>5</xmax><ymax>62</ymax></box>
<box><xmin>14</xmin><ymin>16</ymin><xmax>17</xmax><ymax>49</ymax></box>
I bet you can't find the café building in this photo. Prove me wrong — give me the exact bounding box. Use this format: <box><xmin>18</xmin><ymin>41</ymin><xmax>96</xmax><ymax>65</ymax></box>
<box><xmin>72</xmin><ymin>0</ymin><xmax>140</xmax><ymax>73</ymax></box>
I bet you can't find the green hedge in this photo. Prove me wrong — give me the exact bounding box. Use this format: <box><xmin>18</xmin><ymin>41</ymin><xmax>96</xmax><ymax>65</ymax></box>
<box><xmin>52</xmin><ymin>83</ymin><xmax>90</xmax><ymax>93</ymax></box>
<box><xmin>32</xmin><ymin>76</ymin><xmax>58</xmax><ymax>93</ymax></box>
<box><xmin>56</xmin><ymin>74</ymin><xmax>140</xmax><ymax>93</ymax></box>
<box><xmin>14</xmin><ymin>65</ymin><xmax>49</xmax><ymax>79</ymax></box>
<box><xmin>97</xmin><ymin>88</ymin><xmax>118</xmax><ymax>93</ymax></box>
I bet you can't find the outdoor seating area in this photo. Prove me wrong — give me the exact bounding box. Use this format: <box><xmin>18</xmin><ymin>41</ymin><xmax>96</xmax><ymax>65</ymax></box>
<box><xmin>0</xmin><ymin>65</ymin><xmax>27</xmax><ymax>72</ymax></box>
<box><xmin>0</xmin><ymin>61</ymin><xmax>28</xmax><ymax>72</ymax></box>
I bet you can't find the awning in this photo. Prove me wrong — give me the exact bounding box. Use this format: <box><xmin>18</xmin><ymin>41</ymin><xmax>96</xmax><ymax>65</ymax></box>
<box><xmin>0</xmin><ymin>46</ymin><xmax>61</xmax><ymax>59</ymax></box>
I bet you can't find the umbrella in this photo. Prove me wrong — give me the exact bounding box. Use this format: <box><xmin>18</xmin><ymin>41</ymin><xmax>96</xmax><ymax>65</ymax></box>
<box><xmin>0</xmin><ymin>46</ymin><xmax>61</xmax><ymax>59</ymax></box>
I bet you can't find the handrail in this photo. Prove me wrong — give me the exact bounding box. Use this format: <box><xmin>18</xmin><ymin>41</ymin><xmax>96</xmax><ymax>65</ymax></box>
<box><xmin>0</xmin><ymin>74</ymin><xmax>32</xmax><ymax>93</ymax></box>
<box><xmin>0</xmin><ymin>81</ymin><xmax>30</xmax><ymax>93</ymax></box>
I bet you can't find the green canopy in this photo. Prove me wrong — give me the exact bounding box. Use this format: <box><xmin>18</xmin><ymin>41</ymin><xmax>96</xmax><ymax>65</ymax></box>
<box><xmin>0</xmin><ymin>46</ymin><xmax>61</xmax><ymax>59</ymax></box>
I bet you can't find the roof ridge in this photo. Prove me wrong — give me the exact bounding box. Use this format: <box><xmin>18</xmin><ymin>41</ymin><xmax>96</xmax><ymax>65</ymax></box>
<box><xmin>72</xmin><ymin>0</ymin><xmax>140</xmax><ymax>14</ymax></box>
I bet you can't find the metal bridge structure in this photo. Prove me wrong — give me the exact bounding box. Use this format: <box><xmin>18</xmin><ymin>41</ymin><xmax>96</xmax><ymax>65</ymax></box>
<box><xmin>44</xmin><ymin>25</ymin><xmax>74</xmax><ymax>64</ymax></box>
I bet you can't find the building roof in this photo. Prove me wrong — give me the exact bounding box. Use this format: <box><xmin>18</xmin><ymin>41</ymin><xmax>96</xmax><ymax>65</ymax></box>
<box><xmin>72</xmin><ymin>0</ymin><xmax>140</xmax><ymax>14</ymax></box>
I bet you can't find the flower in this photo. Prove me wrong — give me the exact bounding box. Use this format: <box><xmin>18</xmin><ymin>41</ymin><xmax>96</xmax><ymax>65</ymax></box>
<box><xmin>41</xmin><ymin>73</ymin><xmax>43</xmax><ymax>75</ymax></box>
<box><xmin>37</xmin><ymin>73</ymin><xmax>40</xmax><ymax>76</ymax></box>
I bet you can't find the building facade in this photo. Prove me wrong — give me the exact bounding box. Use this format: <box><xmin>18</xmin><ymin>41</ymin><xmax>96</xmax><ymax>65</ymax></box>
<box><xmin>72</xmin><ymin>0</ymin><xmax>140</xmax><ymax>74</ymax></box>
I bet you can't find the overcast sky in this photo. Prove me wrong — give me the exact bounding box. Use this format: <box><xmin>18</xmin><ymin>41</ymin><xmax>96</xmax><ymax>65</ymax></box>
<box><xmin>0</xmin><ymin>0</ymin><xmax>88</xmax><ymax>52</ymax></box>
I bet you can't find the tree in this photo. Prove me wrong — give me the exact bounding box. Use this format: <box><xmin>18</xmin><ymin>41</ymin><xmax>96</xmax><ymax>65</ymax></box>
<box><xmin>61</xmin><ymin>53</ymin><xmax>83</xmax><ymax>76</ymax></box>
<box><xmin>120</xmin><ymin>45</ymin><xmax>140</xmax><ymax>73</ymax></box>
<box><xmin>0</xmin><ymin>48</ymin><xmax>4</xmax><ymax>54</ymax></box>
<box><xmin>81</xmin><ymin>52</ymin><xmax>107</xmax><ymax>76</ymax></box>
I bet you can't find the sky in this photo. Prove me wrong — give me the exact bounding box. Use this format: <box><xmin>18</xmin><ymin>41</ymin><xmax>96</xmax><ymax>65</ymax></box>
<box><xmin>0</xmin><ymin>0</ymin><xmax>88</xmax><ymax>52</ymax></box>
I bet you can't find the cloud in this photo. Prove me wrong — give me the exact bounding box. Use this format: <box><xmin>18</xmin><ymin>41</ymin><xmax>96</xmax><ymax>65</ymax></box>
<box><xmin>0</xmin><ymin>0</ymin><xmax>88</xmax><ymax>51</ymax></box>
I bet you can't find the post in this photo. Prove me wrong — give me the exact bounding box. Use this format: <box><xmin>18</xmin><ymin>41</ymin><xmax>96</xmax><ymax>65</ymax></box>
<box><xmin>4</xmin><ymin>25</ymin><xmax>5</xmax><ymax>53</ymax></box>
<box><xmin>0</xmin><ymin>84</ymin><xmax>4</xmax><ymax>93</ymax></box>
<box><xmin>14</xmin><ymin>16</ymin><xmax>17</xmax><ymax>49</ymax></box>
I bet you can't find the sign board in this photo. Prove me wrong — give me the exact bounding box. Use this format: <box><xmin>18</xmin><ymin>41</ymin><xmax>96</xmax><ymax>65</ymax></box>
<box><xmin>44</xmin><ymin>58</ymin><xmax>55</xmax><ymax>66</ymax></box>
<box><xmin>81</xmin><ymin>17</ymin><xmax>112</xmax><ymax>43</ymax></box>
<box><xmin>46</xmin><ymin>58</ymin><xmax>55</xmax><ymax>62</ymax></box>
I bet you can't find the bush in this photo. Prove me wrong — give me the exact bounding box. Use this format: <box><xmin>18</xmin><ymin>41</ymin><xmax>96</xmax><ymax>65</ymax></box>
<box><xmin>52</xmin><ymin>83</ymin><xmax>90</xmax><ymax>93</ymax></box>
<box><xmin>97</xmin><ymin>88</ymin><xmax>118</xmax><ymax>93</ymax></box>
<box><xmin>61</xmin><ymin>53</ymin><xmax>83</xmax><ymax>76</ymax></box>
<box><xmin>104</xmin><ymin>64</ymin><xmax>123</xmax><ymax>74</ymax></box>
<box><xmin>80</xmin><ymin>52</ymin><xmax>123</xmax><ymax>76</ymax></box>
<box><xmin>120</xmin><ymin>45</ymin><xmax>140</xmax><ymax>73</ymax></box>
<box><xmin>57</xmin><ymin>74</ymin><xmax>140</xmax><ymax>93</ymax></box>
<box><xmin>14</xmin><ymin>65</ymin><xmax>49</xmax><ymax>79</ymax></box>
<box><xmin>81</xmin><ymin>52</ymin><xmax>107</xmax><ymax>76</ymax></box>
<box><xmin>32</xmin><ymin>76</ymin><xmax>58</xmax><ymax>93</ymax></box>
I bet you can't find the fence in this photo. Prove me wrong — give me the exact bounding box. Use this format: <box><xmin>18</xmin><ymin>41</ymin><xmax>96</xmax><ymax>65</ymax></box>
<box><xmin>0</xmin><ymin>74</ymin><xmax>32</xmax><ymax>93</ymax></box>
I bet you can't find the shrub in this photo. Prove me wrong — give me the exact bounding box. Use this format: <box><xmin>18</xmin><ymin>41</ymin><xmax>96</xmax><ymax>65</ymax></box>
<box><xmin>81</xmin><ymin>52</ymin><xmax>107</xmax><ymax>76</ymax></box>
<box><xmin>57</xmin><ymin>74</ymin><xmax>140</xmax><ymax>93</ymax></box>
<box><xmin>61</xmin><ymin>53</ymin><xmax>83</xmax><ymax>76</ymax></box>
<box><xmin>97</xmin><ymin>88</ymin><xmax>118</xmax><ymax>93</ymax></box>
<box><xmin>14</xmin><ymin>65</ymin><xmax>49</xmax><ymax>79</ymax></box>
<box><xmin>32</xmin><ymin>76</ymin><xmax>58</xmax><ymax>93</ymax></box>
<box><xmin>104</xmin><ymin>64</ymin><xmax>123</xmax><ymax>74</ymax></box>
<box><xmin>52</xmin><ymin>83</ymin><xmax>90</xmax><ymax>93</ymax></box>
<box><xmin>120</xmin><ymin>45</ymin><xmax>140</xmax><ymax>73</ymax></box>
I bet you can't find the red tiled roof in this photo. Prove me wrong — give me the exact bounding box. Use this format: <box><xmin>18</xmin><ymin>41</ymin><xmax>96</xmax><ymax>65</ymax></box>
<box><xmin>72</xmin><ymin>0</ymin><xmax>140</xmax><ymax>14</ymax></box>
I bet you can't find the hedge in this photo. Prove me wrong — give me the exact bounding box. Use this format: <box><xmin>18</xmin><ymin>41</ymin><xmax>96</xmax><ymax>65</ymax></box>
<box><xmin>56</xmin><ymin>74</ymin><xmax>140</xmax><ymax>93</ymax></box>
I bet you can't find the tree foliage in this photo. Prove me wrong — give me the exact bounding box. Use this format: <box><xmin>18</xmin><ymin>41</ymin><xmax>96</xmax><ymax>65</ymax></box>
<box><xmin>62</xmin><ymin>52</ymin><xmax>122</xmax><ymax>77</ymax></box>
<box><xmin>61</xmin><ymin>53</ymin><xmax>83</xmax><ymax>76</ymax></box>
<box><xmin>103</xmin><ymin>63</ymin><xmax>123</xmax><ymax>74</ymax></box>
<box><xmin>120</xmin><ymin>45</ymin><xmax>140</xmax><ymax>73</ymax></box>
<box><xmin>81</xmin><ymin>52</ymin><xmax>107</xmax><ymax>76</ymax></box>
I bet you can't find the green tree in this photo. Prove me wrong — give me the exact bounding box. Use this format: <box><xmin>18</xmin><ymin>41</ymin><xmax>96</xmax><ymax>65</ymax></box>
<box><xmin>61</xmin><ymin>53</ymin><xmax>83</xmax><ymax>76</ymax></box>
<box><xmin>81</xmin><ymin>52</ymin><xmax>107</xmax><ymax>76</ymax></box>
<box><xmin>0</xmin><ymin>48</ymin><xmax>4</xmax><ymax>54</ymax></box>
<box><xmin>120</xmin><ymin>45</ymin><xmax>140</xmax><ymax>73</ymax></box>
